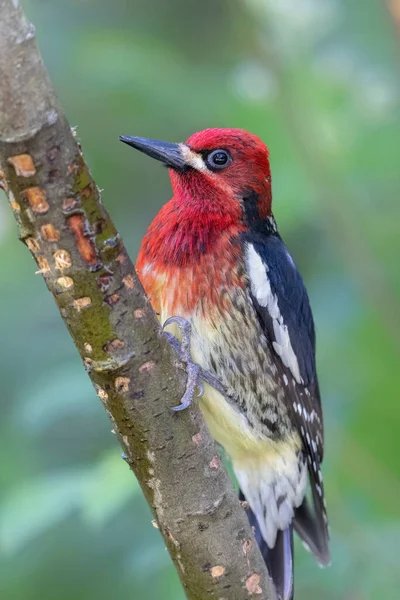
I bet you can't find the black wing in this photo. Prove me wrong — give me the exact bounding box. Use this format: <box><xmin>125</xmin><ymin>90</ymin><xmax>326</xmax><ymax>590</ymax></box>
<box><xmin>244</xmin><ymin>231</ymin><xmax>330</xmax><ymax>565</ymax></box>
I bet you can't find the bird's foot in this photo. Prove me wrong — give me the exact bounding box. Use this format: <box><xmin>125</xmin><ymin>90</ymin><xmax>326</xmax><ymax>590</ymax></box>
<box><xmin>163</xmin><ymin>316</ymin><xmax>193</xmax><ymax>363</ymax></box>
<box><xmin>163</xmin><ymin>316</ymin><xmax>226</xmax><ymax>411</ymax></box>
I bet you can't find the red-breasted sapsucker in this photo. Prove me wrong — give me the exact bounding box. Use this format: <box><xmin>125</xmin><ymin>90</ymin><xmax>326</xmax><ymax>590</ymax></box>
<box><xmin>120</xmin><ymin>128</ymin><xmax>330</xmax><ymax>600</ymax></box>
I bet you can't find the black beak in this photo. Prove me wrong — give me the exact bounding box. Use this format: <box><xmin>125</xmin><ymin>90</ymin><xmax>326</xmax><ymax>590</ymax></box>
<box><xmin>119</xmin><ymin>135</ymin><xmax>187</xmax><ymax>171</ymax></box>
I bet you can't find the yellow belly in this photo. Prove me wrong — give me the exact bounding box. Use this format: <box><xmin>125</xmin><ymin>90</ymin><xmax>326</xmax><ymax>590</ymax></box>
<box><xmin>199</xmin><ymin>381</ymin><xmax>300</xmax><ymax>468</ymax></box>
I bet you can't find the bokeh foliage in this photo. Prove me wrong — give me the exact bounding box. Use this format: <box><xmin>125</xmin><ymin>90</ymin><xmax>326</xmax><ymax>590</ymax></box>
<box><xmin>1</xmin><ymin>0</ymin><xmax>399</xmax><ymax>598</ymax></box>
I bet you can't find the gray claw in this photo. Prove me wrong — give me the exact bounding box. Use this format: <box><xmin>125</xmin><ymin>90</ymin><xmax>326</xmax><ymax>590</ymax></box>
<box><xmin>163</xmin><ymin>316</ymin><xmax>192</xmax><ymax>362</ymax></box>
<box><xmin>196</xmin><ymin>380</ymin><xmax>204</xmax><ymax>397</ymax></box>
<box><xmin>170</xmin><ymin>363</ymin><xmax>201</xmax><ymax>411</ymax></box>
<box><xmin>163</xmin><ymin>316</ymin><xmax>192</xmax><ymax>338</ymax></box>
<box><xmin>170</xmin><ymin>398</ymin><xmax>192</xmax><ymax>412</ymax></box>
<box><xmin>163</xmin><ymin>331</ymin><xmax>182</xmax><ymax>354</ymax></box>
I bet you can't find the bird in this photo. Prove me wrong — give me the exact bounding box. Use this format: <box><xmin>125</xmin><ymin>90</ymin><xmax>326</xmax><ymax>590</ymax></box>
<box><xmin>120</xmin><ymin>128</ymin><xmax>330</xmax><ymax>599</ymax></box>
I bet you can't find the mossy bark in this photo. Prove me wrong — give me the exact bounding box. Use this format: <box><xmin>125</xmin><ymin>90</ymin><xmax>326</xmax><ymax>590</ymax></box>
<box><xmin>0</xmin><ymin>1</ymin><xmax>275</xmax><ymax>598</ymax></box>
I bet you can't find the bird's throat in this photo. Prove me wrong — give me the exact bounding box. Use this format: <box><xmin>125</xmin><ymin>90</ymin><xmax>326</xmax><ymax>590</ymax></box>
<box><xmin>140</xmin><ymin>198</ymin><xmax>244</xmax><ymax>267</ymax></box>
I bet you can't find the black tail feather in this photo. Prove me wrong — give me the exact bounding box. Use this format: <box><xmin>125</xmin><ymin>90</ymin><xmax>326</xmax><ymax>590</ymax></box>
<box><xmin>239</xmin><ymin>490</ymin><xmax>294</xmax><ymax>600</ymax></box>
<box><xmin>293</xmin><ymin>497</ymin><xmax>330</xmax><ymax>567</ymax></box>
<box><xmin>266</xmin><ymin>527</ymin><xmax>294</xmax><ymax>600</ymax></box>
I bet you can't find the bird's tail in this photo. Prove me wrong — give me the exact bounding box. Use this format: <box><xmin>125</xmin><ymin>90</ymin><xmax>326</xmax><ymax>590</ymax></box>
<box><xmin>239</xmin><ymin>490</ymin><xmax>294</xmax><ymax>600</ymax></box>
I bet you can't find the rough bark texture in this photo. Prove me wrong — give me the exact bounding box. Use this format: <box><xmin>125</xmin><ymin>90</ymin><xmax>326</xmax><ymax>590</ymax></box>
<box><xmin>0</xmin><ymin>1</ymin><xmax>275</xmax><ymax>598</ymax></box>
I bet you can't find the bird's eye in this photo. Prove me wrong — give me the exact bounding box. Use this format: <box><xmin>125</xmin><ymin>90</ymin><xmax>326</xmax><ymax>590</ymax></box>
<box><xmin>206</xmin><ymin>149</ymin><xmax>231</xmax><ymax>170</ymax></box>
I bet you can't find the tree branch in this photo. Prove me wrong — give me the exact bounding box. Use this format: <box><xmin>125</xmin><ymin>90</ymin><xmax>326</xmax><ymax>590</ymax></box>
<box><xmin>0</xmin><ymin>1</ymin><xmax>274</xmax><ymax>598</ymax></box>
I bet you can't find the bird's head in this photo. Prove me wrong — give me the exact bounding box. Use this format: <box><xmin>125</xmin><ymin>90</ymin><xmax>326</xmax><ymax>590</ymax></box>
<box><xmin>120</xmin><ymin>128</ymin><xmax>272</xmax><ymax>226</ymax></box>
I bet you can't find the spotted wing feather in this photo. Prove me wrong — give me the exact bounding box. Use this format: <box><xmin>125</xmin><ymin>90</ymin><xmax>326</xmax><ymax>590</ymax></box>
<box><xmin>243</xmin><ymin>232</ymin><xmax>330</xmax><ymax>565</ymax></box>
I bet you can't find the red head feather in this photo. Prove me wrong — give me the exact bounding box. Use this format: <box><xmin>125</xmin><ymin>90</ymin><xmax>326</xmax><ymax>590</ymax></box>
<box><xmin>169</xmin><ymin>128</ymin><xmax>272</xmax><ymax>221</ymax></box>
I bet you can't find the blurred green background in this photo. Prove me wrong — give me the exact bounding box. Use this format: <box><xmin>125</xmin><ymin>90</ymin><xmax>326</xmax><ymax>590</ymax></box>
<box><xmin>1</xmin><ymin>0</ymin><xmax>399</xmax><ymax>598</ymax></box>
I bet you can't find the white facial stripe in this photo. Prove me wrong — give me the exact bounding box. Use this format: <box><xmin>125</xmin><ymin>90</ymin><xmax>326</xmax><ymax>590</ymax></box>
<box><xmin>179</xmin><ymin>143</ymin><xmax>208</xmax><ymax>172</ymax></box>
<box><xmin>245</xmin><ymin>243</ymin><xmax>303</xmax><ymax>384</ymax></box>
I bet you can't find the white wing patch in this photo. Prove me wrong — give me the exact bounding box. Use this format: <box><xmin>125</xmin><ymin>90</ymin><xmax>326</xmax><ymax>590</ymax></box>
<box><xmin>245</xmin><ymin>243</ymin><xmax>303</xmax><ymax>384</ymax></box>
